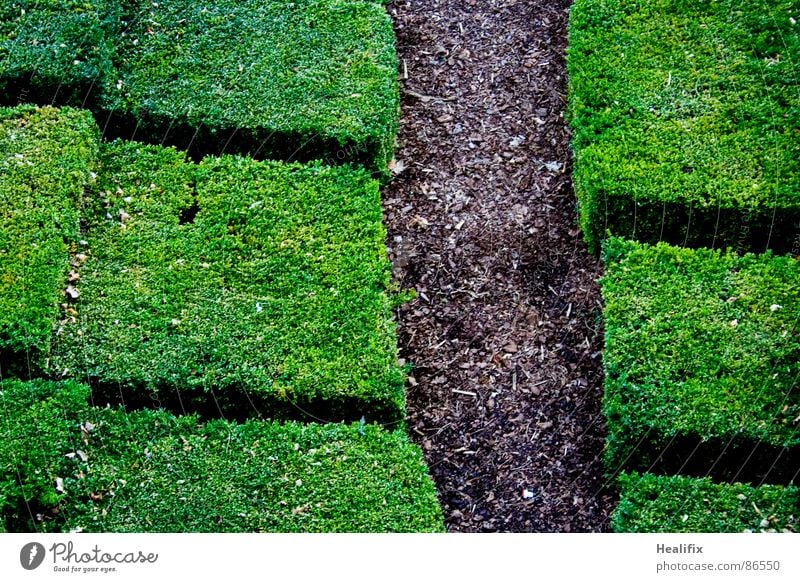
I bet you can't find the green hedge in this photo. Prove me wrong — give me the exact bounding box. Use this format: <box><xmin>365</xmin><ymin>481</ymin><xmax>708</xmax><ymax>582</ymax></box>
<box><xmin>0</xmin><ymin>105</ymin><xmax>98</xmax><ymax>369</ymax></box>
<box><xmin>0</xmin><ymin>0</ymin><xmax>120</xmax><ymax>103</ymax></box>
<box><xmin>52</xmin><ymin>142</ymin><xmax>405</xmax><ymax>421</ymax></box>
<box><xmin>0</xmin><ymin>379</ymin><xmax>443</xmax><ymax>533</ymax></box>
<box><xmin>612</xmin><ymin>472</ymin><xmax>799</xmax><ymax>533</ymax></box>
<box><xmin>602</xmin><ymin>238</ymin><xmax>800</xmax><ymax>473</ymax></box>
<box><xmin>568</xmin><ymin>0</ymin><xmax>800</xmax><ymax>253</ymax></box>
<box><xmin>0</xmin><ymin>379</ymin><xmax>91</xmax><ymax>530</ymax></box>
<box><xmin>103</xmin><ymin>0</ymin><xmax>398</xmax><ymax>173</ymax></box>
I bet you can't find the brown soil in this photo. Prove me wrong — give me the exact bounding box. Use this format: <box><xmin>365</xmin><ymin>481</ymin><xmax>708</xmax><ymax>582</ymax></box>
<box><xmin>384</xmin><ymin>0</ymin><xmax>615</xmax><ymax>532</ymax></box>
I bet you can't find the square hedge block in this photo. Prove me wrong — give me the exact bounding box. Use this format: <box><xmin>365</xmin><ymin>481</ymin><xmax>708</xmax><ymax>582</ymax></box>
<box><xmin>568</xmin><ymin>0</ymin><xmax>800</xmax><ymax>253</ymax></box>
<box><xmin>102</xmin><ymin>0</ymin><xmax>399</xmax><ymax>174</ymax></box>
<box><xmin>602</xmin><ymin>238</ymin><xmax>800</xmax><ymax>477</ymax></box>
<box><xmin>52</xmin><ymin>141</ymin><xmax>405</xmax><ymax>422</ymax></box>
<box><xmin>0</xmin><ymin>379</ymin><xmax>443</xmax><ymax>533</ymax></box>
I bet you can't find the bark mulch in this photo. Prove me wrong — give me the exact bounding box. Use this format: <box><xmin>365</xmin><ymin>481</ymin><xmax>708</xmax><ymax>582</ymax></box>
<box><xmin>384</xmin><ymin>0</ymin><xmax>615</xmax><ymax>532</ymax></box>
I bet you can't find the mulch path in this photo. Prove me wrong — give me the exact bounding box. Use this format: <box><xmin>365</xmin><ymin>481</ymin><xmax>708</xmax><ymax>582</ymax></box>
<box><xmin>384</xmin><ymin>0</ymin><xmax>615</xmax><ymax>532</ymax></box>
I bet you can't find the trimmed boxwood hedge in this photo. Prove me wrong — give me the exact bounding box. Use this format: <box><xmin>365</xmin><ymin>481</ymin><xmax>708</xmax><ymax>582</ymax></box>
<box><xmin>0</xmin><ymin>0</ymin><xmax>120</xmax><ymax>103</ymax></box>
<box><xmin>0</xmin><ymin>378</ymin><xmax>90</xmax><ymax>530</ymax></box>
<box><xmin>102</xmin><ymin>0</ymin><xmax>399</xmax><ymax>173</ymax></box>
<box><xmin>52</xmin><ymin>142</ymin><xmax>405</xmax><ymax>421</ymax></box>
<box><xmin>601</xmin><ymin>238</ymin><xmax>800</xmax><ymax>474</ymax></box>
<box><xmin>568</xmin><ymin>0</ymin><xmax>800</xmax><ymax>253</ymax></box>
<box><xmin>0</xmin><ymin>379</ymin><xmax>444</xmax><ymax>533</ymax></box>
<box><xmin>0</xmin><ymin>105</ymin><xmax>98</xmax><ymax>369</ymax></box>
<box><xmin>612</xmin><ymin>472</ymin><xmax>799</xmax><ymax>533</ymax></box>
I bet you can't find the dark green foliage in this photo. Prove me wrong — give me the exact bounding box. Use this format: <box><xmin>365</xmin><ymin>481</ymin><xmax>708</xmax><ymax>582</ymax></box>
<box><xmin>0</xmin><ymin>380</ymin><xmax>443</xmax><ymax>533</ymax></box>
<box><xmin>613</xmin><ymin>472</ymin><xmax>799</xmax><ymax>533</ymax></box>
<box><xmin>0</xmin><ymin>0</ymin><xmax>120</xmax><ymax>102</ymax></box>
<box><xmin>52</xmin><ymin>143</ymin><xmax>405</xmax><ymax>421</ymax></box>
<box><xmin>0</xmin><ymin>379</ymin><xmax>91</xmax><ymax>530</ymax></box>
<box><xmin>0</xmin><ymin>0</ymin><xmax>399</xmax><ymax>172</ymax></box>
<box><xmin>0</xmin><ymin>105</ymin><xmax>98</xmax><ymax>367</ymax></box>
<box><xmin>103</xmin><ymin>0</ymin><xmax>399</xmax><ymax>173</ymax></box>
<box><xmin>601</xmin><ymin>238</ymin><xmax>800</xmax><ymax>473</ymax></box>
<box><xmin>68</xmin><ymin>418</ymin><xmax>444</xmax><ymax>533</ymax></box>
<box><xmin>568</xmin><ymin>0</ymin><xmax>800</xmax><ymax>253</ymax></box>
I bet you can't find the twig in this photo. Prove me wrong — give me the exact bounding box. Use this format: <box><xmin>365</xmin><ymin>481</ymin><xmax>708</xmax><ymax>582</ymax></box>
<box><xmin>452</xmin><ymin>389</ymin><xmax>478</xmax><ymax>397</ymax></box>
<box><xmin>403</xmin><ymin>89</ymin><xmax>457</xmax><ymax>103</ymax></box>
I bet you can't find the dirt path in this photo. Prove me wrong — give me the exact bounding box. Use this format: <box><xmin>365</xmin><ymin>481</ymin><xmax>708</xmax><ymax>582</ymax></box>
<box><xmin>384</xmin><ymin>0</ymin><xmax>614</xmax><ymax>532</ymax></box>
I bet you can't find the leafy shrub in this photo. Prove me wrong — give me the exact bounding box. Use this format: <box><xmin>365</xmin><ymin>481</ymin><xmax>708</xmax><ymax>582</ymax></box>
<box><xmin>68</xmin><ymin>417</ymin><xmax>444</xmax><ymax>533</ymax></box>
<box><xmin>602</xmin><ymin>238</ymin><xmax>800</xmax><ymax>473</ymax></box>
<box><xmin>102</xmin><ymin>0</ymin><xmax>399</xmax><ymax>174</ymax></box>
<box><xmin>0</xmin><ymin>379</ymin><xmax>443</xmax><ymax>533</ymax></box>
<box><xmin>0</xmin><ymin>379</ymin><xmax>91</xmax><ymax>531</ymax></box>
<box><xmin>612</xmin><ymin>472</ymin><xmax>799</xmax><ymax>533</ymax></box>
<box><xmin>52</xmin><ymin>142</ymin><xmax>405</xmax><ymax>421</ymax></box>
<box><xmin>568</xmin><ymin>0</ymin><xmax>800</xmax><ymax>253</ymax></box>
<box><xmin>0</xmin><ymin>0</ymin><xmax>120</xmax><ymax>103</ymax></box>
<box><xmin>0</xmin><ymin>105</ymin><xmax>99</xmax><ymax>369</ymax></box>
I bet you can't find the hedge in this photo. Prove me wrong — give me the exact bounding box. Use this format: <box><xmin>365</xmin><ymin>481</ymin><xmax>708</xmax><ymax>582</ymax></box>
<box><xmin>0</xmin><ymin>379</ymin><xmax>91</xmax><ymax>531</ymax></box>
<box><xmin>0</xmin><ymin>379</ymin><xmax>443</xmax><ymax>533</ymax></box>
<box><xmin>0</xmin><ymin>105</ymin><xmax>99</xmax><ymax>370</ymax></box>
<box><xmin>101</xmin><ymin>0</ymin><xmax>399</xmax><ymax>174</ymax></box>
<box><xmin>0</xmin><ymin>0</ymin><xmax>120</xmax><ymax>103</ymax></box>
<box><xmin>568</xmin><ymin>0</ymin><xmax>800</xmax><ymax>253</ymax></box>
<box><xmin>52</xmin><ymin>142</ymin><xmax>405</xmax><ymax>421</ymax></box>
<box><xmin>602</xmin><ymin>238</ymin><xmax>800</xmax><ymax>474</ymax></box>
<box><xmin>612</xmin><ymin>472</ymin><xmax>799</xmax><ymax>533</ymax></box>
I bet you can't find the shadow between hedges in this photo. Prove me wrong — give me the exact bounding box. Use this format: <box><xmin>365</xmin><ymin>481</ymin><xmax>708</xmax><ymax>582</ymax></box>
<box><xmin>81</xmin><ymin>377</ymin><xmax>404</xmax><ymax>427</ymax></box>
<box><xmin>598</xmin><ymin>197</ymin><xmax>800</xmax><ymax>256</ymax></box>
<box><xmin>612</xmin><ymin>434</ymin><xmax>800</xmax><ymax>487</ymax></box>
<box><xmin>0</xmin><ymin>77</ymin><xmax>103</xmax><ymax>112</ymax></box>
<box><xmin>94</xmin><ymin>110</ymin><xmax>382</xmax><ymax>170</ymax></box>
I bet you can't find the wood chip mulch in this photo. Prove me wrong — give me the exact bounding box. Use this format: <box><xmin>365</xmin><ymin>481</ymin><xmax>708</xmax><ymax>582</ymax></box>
<box><xmin>384</xmin><ymin>0</ymin><xmax>616</xmax><ymax>532</ymax></box>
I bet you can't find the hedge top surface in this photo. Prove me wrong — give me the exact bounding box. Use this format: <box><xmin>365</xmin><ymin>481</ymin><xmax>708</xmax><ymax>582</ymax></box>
<box><xmin>568</xmin><ymin>0</ymin><xmax>800</xmax><ymax>209</ymax></box>
<box><xmin>602</xmin><ymin>238</ymin><xmax>800</xmax><ymax>463</ymax></box>
<box><xmin>53</xmin><ymin>143</ymin><xmax>405</xmax><ymax>419</ymax></box>
<box><xmin>612</xmin><ymin>472</ymin><xmax>799</xmax><ymax>533</ymax></box>
<box><xmin>0</xmin><ymin>0</ymin><xmax>120</xmax><ymax>91</ymax></box>
<box><xmin>0</xmin><ymin>105</ymin><xmax>98</xmax><ymax>356</ymax></box>
<box><xmin>67</xmin><ymin>417</ymin><xmax>444</xmax><ymax>533</ymax></box>
<box><xmin>0</xmin><ymin>105</ymin><xmax>98</xmax><ymax>232</ymax></box>
<box><xmin>0</xmin><ymin>379</ymin><xmax>443</xmax><ymax>533</ymax></box>
<box><xmin>0</xmin><ymin>378</ymin><xmax>91</xmax><ymax>522</ymax></box>
<box><xmin>105</xmin><ymin>0</ymin><xmax>398</xmax><ymax>162</ymax></box>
